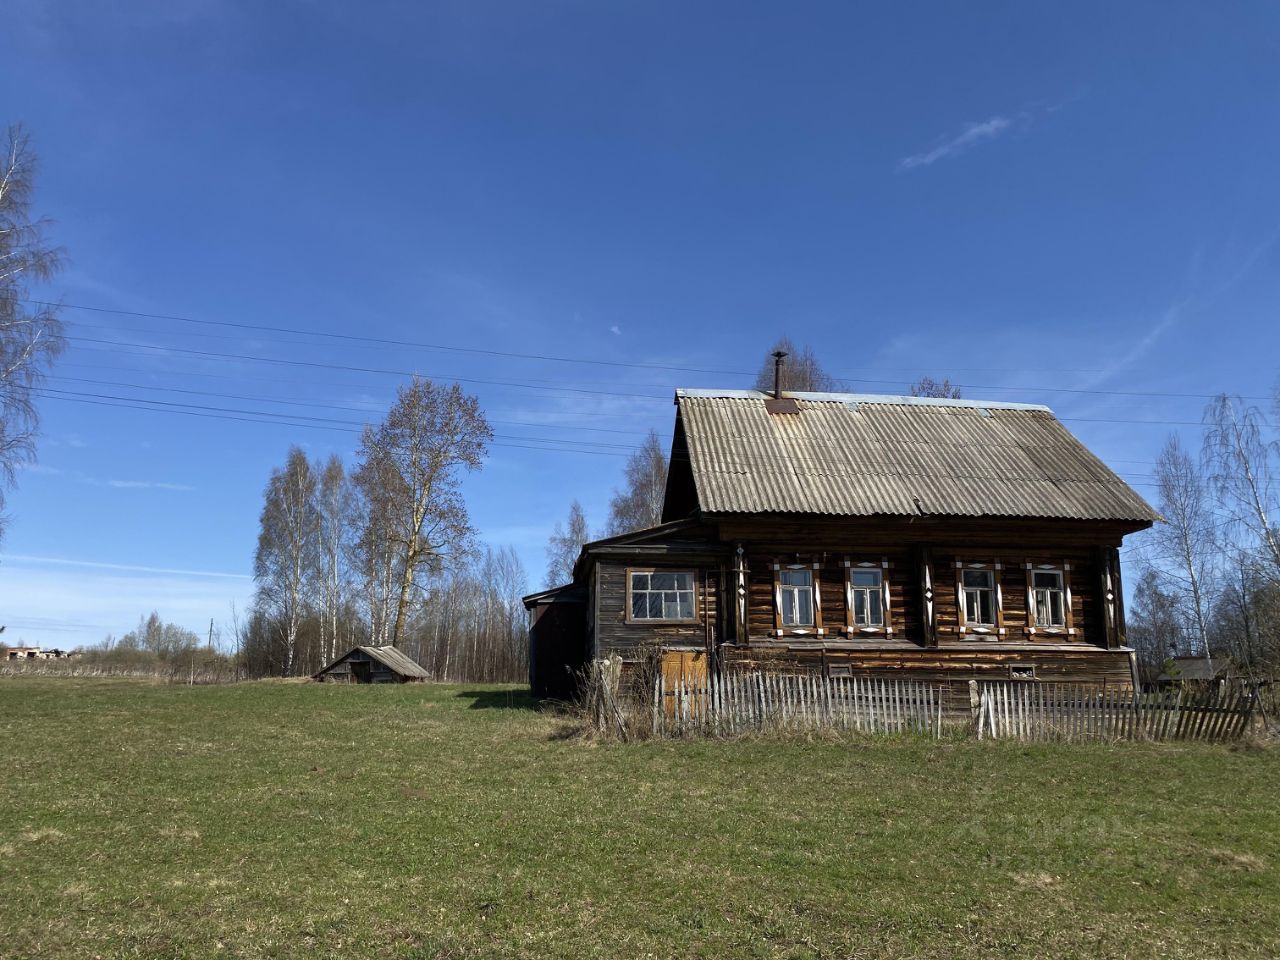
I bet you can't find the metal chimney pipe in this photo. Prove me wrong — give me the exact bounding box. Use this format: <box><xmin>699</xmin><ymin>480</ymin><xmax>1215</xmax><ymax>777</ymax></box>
<box><xmin>771</xmin><ymin>350</ymin><xmax>787</xmax><ymax>400</ymax></box>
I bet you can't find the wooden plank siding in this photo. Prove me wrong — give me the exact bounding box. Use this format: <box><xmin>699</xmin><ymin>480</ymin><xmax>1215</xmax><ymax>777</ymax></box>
<box><xmin>573</xmin><ymin>515</ymin><xmax>1136</xmax><ymax>690</ymax></box>
<box><xmin>721</xmin><ymin>643</ymin><xmax>1135</xmax><ymax>709</ymax></box>
<box><xmin>595</xmin><ymin>561</ymin><xmax>721</xmax><ymax>661</ymax></box>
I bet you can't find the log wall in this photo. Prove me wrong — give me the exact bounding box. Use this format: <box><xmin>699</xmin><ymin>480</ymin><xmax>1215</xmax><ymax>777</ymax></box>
<box><xmin>580</xmin><ymin>515</ymin><xmax>1139</xmax><ymax>688</ymax></box>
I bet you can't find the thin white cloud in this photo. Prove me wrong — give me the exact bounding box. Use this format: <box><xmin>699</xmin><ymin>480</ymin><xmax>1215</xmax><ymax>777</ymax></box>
<box><xmin>16</xmin><ymin>463</ymin><xmax>195</xmax><ymax>492</ymax></box>
<box><xmin>899</xmin><ymin>115</ymin><xmax>1012</xmax><ymax>171</ymax></box>
<box><xmin>609</xmin><ymin>325</ymin><xmax>622</xmax><ymax>336</ymax></box>
<box><xmin>107</xmin><ymin>479</ymin><xmax>196</xmax><ymax>491</ymax></box>
<box><xmin>2</xmin><ymin>553</ymin><xmax>250</xmax><ymax>580</ymax></box>
<box><xmin>17</xmin><ymin>462</ymin><xmax>63</xmax><ymax>476</ymax></box>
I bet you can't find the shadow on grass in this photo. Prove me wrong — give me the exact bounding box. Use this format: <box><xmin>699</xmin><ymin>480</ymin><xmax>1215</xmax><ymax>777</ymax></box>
<box><xmin>455</xmin><ymin>689</ymin><xmax>538</xmax><ymax>711</ymax></box>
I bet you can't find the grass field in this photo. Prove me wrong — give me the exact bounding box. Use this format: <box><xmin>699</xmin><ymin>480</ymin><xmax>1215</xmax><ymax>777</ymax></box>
<box><xmin>1</xmin><ymin>678</ymin><xmax>1277</xmax><ymax>959</ymax></box>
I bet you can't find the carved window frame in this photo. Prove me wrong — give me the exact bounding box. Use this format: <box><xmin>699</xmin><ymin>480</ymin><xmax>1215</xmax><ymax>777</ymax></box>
<box><xmin>843</xmin><ymin>558</ymin><xmax>894</xmax><ymax>639</ymax></box>
<box><xmin>955</xmin><ymin>560</ymin><xmax>1005</xmax><ymax>639</ymax></box>
<box><xmin>1023</xmin><ymin>561</ymin><xmax>1075</xmax><ymax>637</ymax></box>
<box><xmin>772</xmin><ymin>561</ymin><xmax>823</xmax><ymax>637</ymax></box>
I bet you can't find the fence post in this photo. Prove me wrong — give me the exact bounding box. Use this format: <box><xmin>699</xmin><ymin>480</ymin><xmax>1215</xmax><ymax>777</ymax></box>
<box><xmin>968</xmin><ymin>680</ymin><xmax>981</xmax><ymax>738</ymax></box>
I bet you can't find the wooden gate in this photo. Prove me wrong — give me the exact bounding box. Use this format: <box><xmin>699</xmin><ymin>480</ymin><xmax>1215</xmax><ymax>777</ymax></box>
<box><xmin>660</xmin><ymin>650</ymin><xmax>708</xmax><ymax>719</ymax></box>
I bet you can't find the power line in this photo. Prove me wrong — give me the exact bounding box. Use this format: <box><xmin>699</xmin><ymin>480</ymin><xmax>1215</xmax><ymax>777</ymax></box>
<box><xmin>23</xmin><ymin>295</ymin><xmax>1272</xmax><ymax>403</ymax></box>
<box><xmin>37</xmin><ymin>387</ymin><xmax>644</xmax><ymax>450</ymax></box>
<box><xmin>65</xmin><ymin>335</ymin><xmax>675</xmax><ymax>402</ymax></box>
<box><xmin>30</xmin><ymin>298</ymin><xmax>749</xmax><ymax>377</ymax></box>
<box><xmin>37</xmin><ymin>389</ymin><xmax>1167</xmax><ymax>493</ymax></box>
<box><xmin>37</xmin><ymin>393</ymin><xmax>637</xmax><ymax>457</ymax></box>
<box><xmin>46</xmin><ymin>357</ymin><xmax>1234</xmax><ymax>434</ymax></box>
<box><xmin>45</xmin><ymin>375</ymin><xmax>661</xmax><ymax>437</ymax></box>
<box><xmin>52</xmin><ymin>359</ymin><xmax>652</xmax><ymax>419</ymax></box>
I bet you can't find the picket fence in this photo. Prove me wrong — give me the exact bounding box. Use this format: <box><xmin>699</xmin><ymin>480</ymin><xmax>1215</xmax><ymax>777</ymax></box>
<box><xmin>973</xmin><ymin>680</ymin><xmax>1258</xmax><ymax>743</ymax></box>
<box><xmin>652</xmin><ymin>670</ymin><xmax>944</xmax><ymax>738</ymax></box>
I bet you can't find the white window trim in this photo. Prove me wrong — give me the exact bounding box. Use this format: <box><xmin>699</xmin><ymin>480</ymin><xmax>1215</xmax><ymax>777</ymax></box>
<box><xmin>772</xmin><ymin>562</ymin><xmax>821</xmax><ymax>635</ymax></box>
<box><xmin>956</xmin><ymin>560</ymin><xmax>1004</xmax><ymax>638</ymax></box>
<box><xmin>1023</xmin><ymin>562</ymin><xmax>1076</xmax><ymax>636</ymax></box>
<box><xmin>843</xmin><ymin>558</ymin><xmax>893</xmax><ymax>637</ymax></box>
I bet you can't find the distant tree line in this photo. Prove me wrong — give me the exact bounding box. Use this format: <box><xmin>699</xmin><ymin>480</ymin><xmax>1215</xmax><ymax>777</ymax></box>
<box><xmin>1129</xmin><ymin>389</ymin><xmax>1280</xmax><ymax>681</ymax></box>
<box><xmin>74</xmin><ymin>612</ymin><xmax>237</xmax><ymax>682</ymax></box>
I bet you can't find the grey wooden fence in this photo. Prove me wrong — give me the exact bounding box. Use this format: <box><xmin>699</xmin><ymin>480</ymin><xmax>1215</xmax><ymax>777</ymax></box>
<box><xmin>653</xmin><ymin>670</ymin><xmax>944</xmax><ymax>738</ymax></box>
<box><xmin>973</xmin><ymin>680</ymin><xmax>1258</xmax><ymax>742</ymax></box>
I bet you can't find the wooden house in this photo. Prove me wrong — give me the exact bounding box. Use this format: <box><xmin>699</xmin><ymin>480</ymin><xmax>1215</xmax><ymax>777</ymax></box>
<box><xmin>313</xmin><ymin>645</ymin><xmax>430</xmax><ymax>683</ymax></box>
<box><xmin>524</xmin><ymin>387</ymin><xmax>1161</xmax><ymax>700</ymax></box>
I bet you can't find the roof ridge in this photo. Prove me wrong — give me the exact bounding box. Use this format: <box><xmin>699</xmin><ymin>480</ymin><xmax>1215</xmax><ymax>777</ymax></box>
<box><xmin>674</xmin><ymin>388</ymin><xmax>1052</xmax><ymax>413</ymax></box>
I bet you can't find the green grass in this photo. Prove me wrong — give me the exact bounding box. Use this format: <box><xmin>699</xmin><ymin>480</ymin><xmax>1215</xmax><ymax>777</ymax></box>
<box><xmin>1</xmin><ymin>678</ymin><xmax>1277</xmax><ymax>959</ymax></box>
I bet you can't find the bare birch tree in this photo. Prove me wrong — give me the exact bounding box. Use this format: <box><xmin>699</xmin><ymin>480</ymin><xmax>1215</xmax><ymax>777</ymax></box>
<box><xmin>0</xmin><ymin>124</ymin><xmax>65</xmax><ymax>535</ymax></box>
<box><xmin>545</xmin><ymin>500</ymin><xmax>591</xmax><ymax>587</ymax></box>
<box><xmin>909</xmin><ymin>376</ymin><xmax>962</xmax><ymax>399</ymax></box>
<box><xmin>606</xmin><ymin>429</ymin><xmax>668</xmax><ymax>535</ymax></box>
<box><xmin>1127</xmin><ymin>567</ymin><xmax>1185</xmax><ymax>682</ymax></box>
<box><xmin>254</xmin><ymin>447</ymin><xmax>319</xmax><ymax>676</ymax></box>
<box><xmin>314</xmin><ymin>454</ymin><xmax>353</xmax><ymax>668</ymax></box>
<box><xmin>1149</xmin><ymin>434</ymin><xmax>1217</xmax><ymax>664</ymax></box>
<box><xmin>752</xmin><ymin>337</ymin><xmax>835</xmax><ymax>393</ymax></box>
<box><xmin>1203</xmin><ymin>394</ymin><xmax>1280</xmax><ymax>582</ymax></box>
<box><xmin>353</xmin><ymin>377</ymin><xmax>491</xmax><ymax>648</ymax></box>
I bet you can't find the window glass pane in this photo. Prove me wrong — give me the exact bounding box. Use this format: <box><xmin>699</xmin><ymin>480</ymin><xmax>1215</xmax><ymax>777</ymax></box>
<box><xmin>781</xmin><ymin>569</ymin><xmax>811</xmax><ymax>587</ymax></box>
<box><xmin>648</xmin><ymin>573</ymin><xmax>674</xmax><ymax>591</ymax></box>
<box><xmin>630</xmin><ymin>573</ymin><xmax>649</xmax><ymax>592</ymax></box>
<box><xmin>782</xmin><ymin>591</ymin><xmax>796</xmax><ymax>625</ymax></box>
<box><xmin>853</xmin><ymin>591</ymin><xmax>866</xmax><ymax>624</ymax></box>
<box><xmin>867</xmin><ymin>591</ymin><xmax>883</xmax><ymax>626</ymax></box>
<box><xmin>851</xmin><ymin>570</ymin><xmax>880</xmax><ymax>587</ymax></box>
<box><xmin>673</xmin><ymin>573</ymin><xmax>693</xmax><ymax>592</ymax></box>
<box><xmin>647</xmin><ymin>593</ymin><xmax>664</xmax><ymax>618</ymax></box>
<box><xmin>1050</xmin><ymin>592</ymin><xmax>1064</xmax><ymax>625</ymax></box>
<box><xmin>678</xmin><ymin>596</ymin><xmax>694</xmax><ymax>619</ymax></box>
<box><xmin>631</xmin><ymin>593</ymin><xmax>647</xmax><ymax>619</ymax></box>
<box><xmin>1033</xmin><ymin>571</ymin><xmax>1062</xmax><ymax>590</ymax></box>
<box><xmin>979</xmin><ymin>591</ymin><xmax>994</xmax><ymax>624</ymax></box>
<box><xmin>797</xmin><ymin>591</ymin><xmax>813</xmax><ymax>625</ymax></box>
<box><xmin>963</xmin><ymin>569</ymin><xmax>993</xmax><ymax>589</ymax></box>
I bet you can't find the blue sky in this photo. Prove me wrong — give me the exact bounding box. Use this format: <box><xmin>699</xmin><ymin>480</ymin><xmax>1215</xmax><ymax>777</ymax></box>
<box><xmin>2</xmin><ymin>0</ymin><xmax>1279</xmax><ymax>649</ymax></box>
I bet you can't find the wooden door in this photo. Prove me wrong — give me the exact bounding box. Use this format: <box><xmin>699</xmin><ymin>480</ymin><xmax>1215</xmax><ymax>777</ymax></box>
<box><xmin>661</xmin><ymin>650</ymin><xmax>708</xmax><ymax>719</ymax></box>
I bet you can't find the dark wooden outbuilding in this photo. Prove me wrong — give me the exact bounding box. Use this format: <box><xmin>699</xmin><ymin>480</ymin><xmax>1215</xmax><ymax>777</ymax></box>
<box><xmin>524</xmin><ymin>387</ymin><xmax>1163</xmax><ymax>701</ymax></box>
<box><xmin>313</xmin><ymin>645</ymin><xmax>430</xmax><ymax>683</ymax></box>
<box><xmin>525</xmin><ymin>584</ymin><xmax>589</xmax><ymax>700</ymax></box>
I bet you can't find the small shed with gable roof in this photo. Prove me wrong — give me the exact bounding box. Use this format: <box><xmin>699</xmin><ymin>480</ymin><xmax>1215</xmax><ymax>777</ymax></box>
<box><xmin>313</xmin><ymin>645</ymin><xmax>430</xmax><ymax>683</ymax></box>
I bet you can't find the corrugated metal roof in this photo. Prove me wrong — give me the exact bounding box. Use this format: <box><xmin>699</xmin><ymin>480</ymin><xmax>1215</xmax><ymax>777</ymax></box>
<box><xmin>359</xmin><ymin>645</ymin><xmax>431</xmax><ymax>678</ymax></box>
<box><xmin>676</xmin><ymin>390</ymin><xmax>1160</xmax><ymax>523</ymax></box>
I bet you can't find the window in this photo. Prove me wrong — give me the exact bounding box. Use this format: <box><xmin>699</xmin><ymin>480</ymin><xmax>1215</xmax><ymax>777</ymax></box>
<box><xmin>778</xmin><ymin>568</ymin><xmax>814</xmax><ymax>627</ymax></box>
<box><xmin>961</xmin><ymin>568</ymin><xmax>996</xmax><ymax>626</ymax></box>
<box><xmin>1031</xmin><ymin>570</ymin><xmax>1066</xmax><ymax>627</ymax></box>
<box><xmin>848</xmin><ymin>569</ymin><xmax>884</xmax><ymax>628</ymax></box>
<box><xmin>628</xmin><ymin>571</ymin><xmax>696</xmax><ymax>621</ymax></box>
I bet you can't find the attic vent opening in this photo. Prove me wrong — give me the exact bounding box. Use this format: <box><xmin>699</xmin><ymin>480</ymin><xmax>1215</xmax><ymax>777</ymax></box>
<box><xmin>764</xmin><ymin>350</ymin><xmax>801</xmax><ymax>415</ymax></box>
